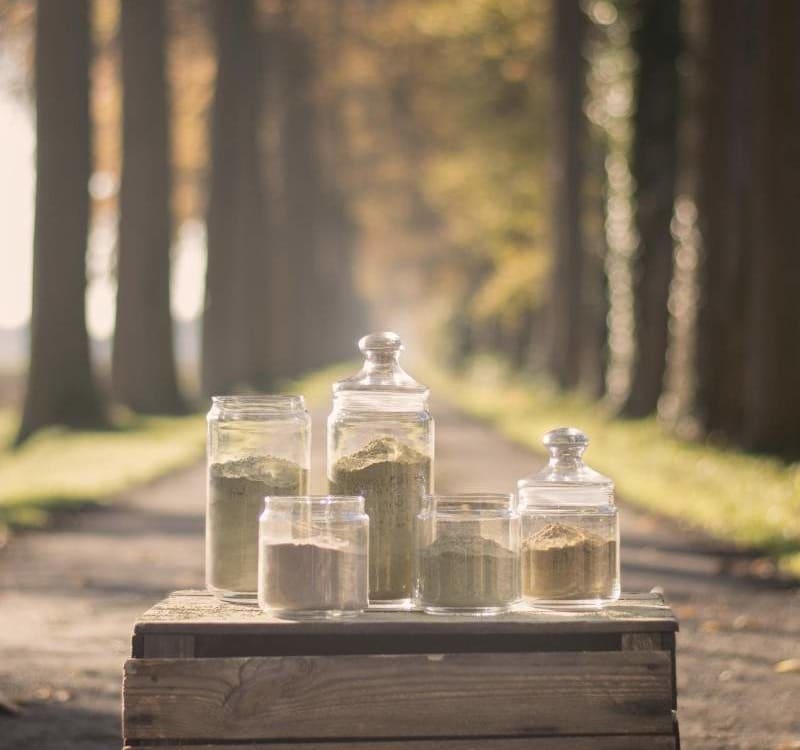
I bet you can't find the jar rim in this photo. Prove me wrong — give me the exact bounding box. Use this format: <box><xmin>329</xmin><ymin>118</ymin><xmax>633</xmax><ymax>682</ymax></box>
<box><xmin>422</xmin><ymin>493</ymin><xmax>517</xmax><ymax>517</ymax></box>
<box><xmin>263</xmin><ymin>495</ymin><xmax>365</xmax><ymax>512</ymax></box>
<box><xmin>211</xmin><ymin>394</ymin><xmax>305</xmax><ymax>413</ymax></box>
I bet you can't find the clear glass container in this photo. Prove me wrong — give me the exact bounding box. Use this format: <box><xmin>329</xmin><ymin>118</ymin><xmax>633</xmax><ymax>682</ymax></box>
<box><xmin>327</xmin><ymin>332</ymin><xmax>434</xmax><ymax>609</ymax></box>
<box><xmin>518</xmin><ymin>427</ymin><xmax>620</xmax><ymax>608</ymax></box>
<box><xmin>258</xmin><ymin>495</ymin><xmax>369</xmax><ymax>619</ymax></box>
<box><xmin>416</xmin><ymin>494</ymin><xmax>520</xmax><ymax>615</ymax></box>
<box><xmin>206</xmin><ymin>395</ymin><xmax>310</xmax><ymax>604</ymax></box>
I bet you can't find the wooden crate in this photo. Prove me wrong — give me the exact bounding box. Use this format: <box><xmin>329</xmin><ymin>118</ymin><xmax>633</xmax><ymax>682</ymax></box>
<box><xmin>123</xmin><ymin>590</ymin><xmax>679</xmax><ymax>749</ymax></box>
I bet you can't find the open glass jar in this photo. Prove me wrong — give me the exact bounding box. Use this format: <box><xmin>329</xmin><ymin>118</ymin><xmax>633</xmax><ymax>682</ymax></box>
<box><xmin>258</xmin><ymin>496</ymin><xmax>369</xmax><ymax>619</ymax></box>
<box><xmin>328</xmin><ymin>332</ymin><xmax>434</xmax><ymax>609</ymax></box>
<box><xmin>206</xmin><ymin>395</ymin><xmax>310</xmax><ymax>604</ymax></box>
<box><xmin>518</xmin><ymin>428</ymin><xmax>620</xmax><ymax>608</ymax></box>
<box><xmin>417</xmin><ymin>494</ymin><xmax>520</xmax><ymax>615</ymax></box>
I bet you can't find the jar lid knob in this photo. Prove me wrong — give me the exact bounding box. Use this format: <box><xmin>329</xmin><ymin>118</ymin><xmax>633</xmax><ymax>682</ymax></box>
<box><xmin>542</xmin><ymin>427</ymin><xmax>589</xmax><ymax>455</ymax></box>
<box><xmin>358</xmin><ymin>331</ymin><xmax>403</xmax><ymax>355</ymax></box>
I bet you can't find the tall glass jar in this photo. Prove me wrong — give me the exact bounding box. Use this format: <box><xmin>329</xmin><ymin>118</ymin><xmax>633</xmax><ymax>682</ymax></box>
<box><xmin>207</xmin><ymin>395</ymin><xmax>310</xmax><ymax>604</ymax></box>
<box><xmin>328</xmin><ymin>332</ymin><xmax>434</xmax><ymax>609</ymax></box>
<box><xmin>518</xmin><ymin>427</ymin><xmax>620</xmax><ymax>608</ymax></box>
<box><xmin>417</xmin><ymin>494</ymin><xmax>520</xmax><ymax>615</ymax></box>
<box><xmin>258</xmin><ymin>495</ymin><xmax>369</xmax><ymax>619</ymax></box>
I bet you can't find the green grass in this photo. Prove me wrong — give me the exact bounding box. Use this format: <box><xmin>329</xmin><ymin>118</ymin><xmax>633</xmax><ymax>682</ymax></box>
<box><xmin>282</xmin><ymin>361</ymin><xmax>358</xmax><ymax>407</ymax></box>
<box><xmin>0</xmin><ymin>410</ymin><xmax>206</xmax><ymax>532</ymax></box>
<box><xmin>0</xmin><ymin>364</ymin><xmax>353</xmax><ymax>537</ymax></box>
<box><xmin>424</xmin><ymin>358</ymin><xmax>800</xmax><ymax>577</ymax></box>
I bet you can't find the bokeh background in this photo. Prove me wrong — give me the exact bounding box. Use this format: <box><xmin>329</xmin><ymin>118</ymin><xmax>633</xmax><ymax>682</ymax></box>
<box><xmin>1</xmin><ymin>3</ymin><xmax>800</xmax><ymax>747</ymax></box>
<box><xmin>0</xmin><ymin>1</ymin><xmax>798</xmax><ymax>565</ymax></box>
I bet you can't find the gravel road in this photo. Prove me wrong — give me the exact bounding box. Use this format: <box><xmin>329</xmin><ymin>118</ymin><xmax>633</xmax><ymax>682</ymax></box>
<box><xmin>0</xmin><ymin>403</ymin><xmax>798</xmax><ymax>749</ymax></box>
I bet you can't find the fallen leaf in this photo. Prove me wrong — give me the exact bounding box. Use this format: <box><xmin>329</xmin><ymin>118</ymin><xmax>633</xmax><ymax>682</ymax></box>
<box><xmin>0</xmin><ymin>691</ymin><xmax>21</xmax><ymax>716</ymax></box>
<box><xmin>774</xmin><ymin>658</ymin><xmax>800</xmax><ymax>674</ymax></box>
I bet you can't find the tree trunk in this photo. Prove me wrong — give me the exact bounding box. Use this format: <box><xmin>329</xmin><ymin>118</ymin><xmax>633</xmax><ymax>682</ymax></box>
<box><xmin>17</xmin><ymin>0</ymin><xmax>106</xmax><ymax>443</ymax></box>
<box><xmin>112</xmin><ymin>0</ymin><xmax>184</xmax><ymax>414</ymax></box>
<box><xmin>546</xmin><ymin>0</ymin><xmax>586</xmax><ymax>389</ymax></box>
<box><xmin>202</xmin><ymin>0</ymin><xmax>271</xmax><ymax>396</ymax></box>
<box><xmin>580</xmin><ymin>126</ymin><xmax>609</xmax><ymax>399</ymax></box>
<box><xmin>621</xmin><ymin>0</ymin><xmax>681</xmax><ymax>417</ymax></box>
<box><xmin>742</xmin><ymin>0</ymin><xmax>800</xmax><ymax>455</ymax></box>
<box><xmin>694</xmin><ymin>0</ymin><xmax>759</xmax><ymax>438</ymax></box>
<box><xmin>279</xmin><ymin>22</ymin><xmax>325</xmax><ymax>375</ymax></box>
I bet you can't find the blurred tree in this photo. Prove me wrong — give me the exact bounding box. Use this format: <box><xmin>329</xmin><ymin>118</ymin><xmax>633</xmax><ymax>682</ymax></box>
<box><xmin>742</xmin><ymin>0</ymin><xmax>800</xmax><ymax>455</ymax></box>
<box><xmin>112</xmin><ymin>0</ymin><xmax>184</xmax><ymax>414</ymax></box>
<box><xmin>579</xmin><ymin>128</ymin><xmax>609</xmax><ymax>398</ymax></box>
<box><xmin>546</xmin><ymin>0</ymin><xmax>587</xmax><ymax>388</ymax></box>
<box><xmin>312</xmin><ymin>0</ymin><xmax>367</xmax><ymax>362</ymax></box>
<box><xmin>621</xmin><ymin>0</ymin><xmax>681</xmax><ymax>417</ymax></box>
<box><xmin>17</xmin><ymin>0</ymin><xmax>107</xmax><ymax>443</ymax></box>
<box><xmin>278</xmin><ymin>15</ymin><xmax>324</xmax><ymax>374</ymax></box>
<box><xmin>202</xmin><ymin>0</ymin><xmax>271</xmax><ymax>395</ymax></box>
<box><xmin>694</xmin><ymin>0</ymin><xmax>758</xmax><ymax>440</ymax></box>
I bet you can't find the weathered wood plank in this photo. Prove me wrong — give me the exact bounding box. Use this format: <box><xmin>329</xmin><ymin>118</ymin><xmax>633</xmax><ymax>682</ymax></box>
<box><xmin>133</xmin><ymin>590</ymin><xmax>678</xmax><ymax>637</ymax></box>
<box><xmin>188</xmin><ymin>630</ymin><xmax>625</xmax><ymax>657</ymax></box>
<box><xmin>123</xmin><ymin>651</ymin><xmax>674</xmax><ymax>741</ymax></box>
<box><xmin>622</xmin><ymin>633</ymin><xmax>663</xmax><ymax>651</ymax></box>
<box><xmin>139</xmin><ymin>634</ymin><xmax>195</xmax><ymax>658</ymax></box>
<box><xmin>124</xmin><ymin>736</ymin><xmax>677</xmax><ymax>749</ymax></box>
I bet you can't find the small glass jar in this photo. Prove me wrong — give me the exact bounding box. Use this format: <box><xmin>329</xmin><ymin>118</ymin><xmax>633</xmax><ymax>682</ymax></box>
<box><xmin>416</xmin><ymin>494</ymin><xmax>520</xmax><ymax>615</ymax></box>
<box><xmin>258</xmin><ymin>495</ymin><xmax>369</xmax><ymax>618</ymax></box>
<box><xmin>328</xmin><ymin>332</ymin><xmax>434</xmax><ymax>609</ymax></box>
<box><xmin>206</xmin><ymin>395</ymin><xmax>310</xmax><ymax>604</ymax></box>
<box><xmin>518</xmin><ymin>428</ymin><xmax>620</xmax><ymax>608</ymax></box>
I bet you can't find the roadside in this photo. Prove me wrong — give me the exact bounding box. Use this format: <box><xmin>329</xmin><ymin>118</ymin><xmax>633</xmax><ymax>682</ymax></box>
<box><xmin>425</xmin><ymin>360</ymin><xmax>800</xmax><ymax>577</ymax></box>
<box><xmin>0</xmin><ymin>409</ymin><xmax>205</xmax><ymax>533</ymax></box>
<box><xmin>0</xmin><ymin>403</ymin><xmax>798</xmax><ymax>749</ymax></box>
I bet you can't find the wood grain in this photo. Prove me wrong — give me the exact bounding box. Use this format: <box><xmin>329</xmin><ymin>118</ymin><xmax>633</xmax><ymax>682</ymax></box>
<box><xmin>140</xmin><ymin>634</ymin><xmax>195</xmax><ymax>658</ymax></box>
<box><xmin>124</xmin><ymin>736</ymin><xmax>677</xmax><ymax>749</ymax></box>
<box><xmin>134</xmin><ymin>590</ymin><xmax>678</xmax><ymax>637</ymax></box>
<box><xmin>622</xmin><ymin>633</ymin><xmax>663</xmax><ymax>651</ymax></box>
<box><xmin>123</xmin><ymin>651</ymin><xmax>674</xmax><ymax>741</ymax></box>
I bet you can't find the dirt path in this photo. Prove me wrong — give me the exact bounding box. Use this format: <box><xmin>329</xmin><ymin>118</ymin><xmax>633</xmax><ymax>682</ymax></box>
<box><xmin>1</xmin><ymin>403</ymin><xmax>798</xmax><ymax>749</ymax></box>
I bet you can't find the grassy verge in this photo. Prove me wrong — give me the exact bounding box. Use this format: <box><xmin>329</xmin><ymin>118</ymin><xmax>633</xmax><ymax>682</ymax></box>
<box><xmin>425</xmin><ymin>358</ymin><xmax>800</xmax><ymax>577</ymax></box>
<box><xmin>0</xmin><ymin>410</ymin><xmax>206</xmax><ymax>533</ymax></box>
<box><xmin>0</xmin><ymin>364</ymin><xmax>353</xmax><ymax>539</ymax></box>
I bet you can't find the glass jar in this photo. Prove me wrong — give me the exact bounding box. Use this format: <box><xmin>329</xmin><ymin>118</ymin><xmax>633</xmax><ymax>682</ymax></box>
<box><xmin>328</xmin><ymin>332</ymin><xmax>434</xmax><ymax>609</ymax></box>
<box><xmin>258</xmin><ymin>495</ymin><xmax>369</xmax><ymax>618</ymax></box>
<box><xmin>416</xmin><ymin>494</ymin><xmax>520</xmax><ymax>615</ymax></box>
<box><xmin>518</xmin><ymin>427</ymin><xmax>620</xmax><ymax>608</ymax></box>
<box><xmin>206</xmin><ymin>395</ymin><xmax>310</xmax><ymax>604</ymax></box>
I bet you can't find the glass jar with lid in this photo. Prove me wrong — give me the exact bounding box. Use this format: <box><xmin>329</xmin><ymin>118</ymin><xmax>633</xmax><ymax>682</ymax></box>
<box><xmin>206</xmin><ymin>395</ymin><xmax>310</xmax><ymax>604</ymax></box>
<box><xmin>328</xmin><ymin>332</ymin><xmax>434</xmax><ymax>609</ymax></box>
<box><xmin>518</xmin><ymin>427</ymin><xmax>620</xmax><ymax>608</ymax></box>
<box><xmin>417</xmin><ymin>494</ymin><xmax>520</xmax><ymax>615</ymax></box>
<box><xmin>258</xmin><ymin>495</ymin><xmax>369</xmax><ymax>618</ymax></box>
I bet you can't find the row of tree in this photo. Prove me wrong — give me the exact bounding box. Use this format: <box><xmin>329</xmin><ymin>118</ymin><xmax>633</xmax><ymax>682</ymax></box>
<box><xmin>11</xmin><ymin>0</ymin><xmax>799</xmax><ymax>457</ymax></box>
<box><xmin>308</xmin><ymin>0</ymin><xmax>798</xmax><ymax>457</ymax></box>
<box><xmin>17</xmin><ymin>0</ymin><xmax>363</xmax><ymax>443</ymax></box>
<box><xmin>545</xmin><ymin>0</ymin><xmax>800</xmax><ymax>455</ymax></box>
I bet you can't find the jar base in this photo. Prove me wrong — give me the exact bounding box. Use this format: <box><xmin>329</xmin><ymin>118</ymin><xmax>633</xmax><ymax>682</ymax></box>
<box><xmin>262</xmin><ymin>607</ymin><xmax>365</xmax><ymax>620</ymax></box>
<box><xmin>368</xmin><ymin>598</ymin><xmax>414</xmax><ymax>611</ymax></box>
<box><xmin>209</xmin><ymin>588</ymin><xmax>259</xmax><ymax>606</ymax></box>
<box><xmin>522</xmin><ymin>595</ymin><xmax>619</xmax><ymax>610</ymax></box>
<box><xmin>422</xmin><ymin>604</ymin><xmax>510</xmax><ymax>616</ymax></box>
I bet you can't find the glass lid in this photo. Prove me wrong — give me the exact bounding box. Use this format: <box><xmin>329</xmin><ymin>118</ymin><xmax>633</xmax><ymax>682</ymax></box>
<box><xmin>333</xmin><ymin>332</ymin><xmax>428</xmax><ymax>395</ymax></box>
<box><xmin>518</xmin><ymin>427</ymin><xmax>612</xmax><ymax>490</ymax></box>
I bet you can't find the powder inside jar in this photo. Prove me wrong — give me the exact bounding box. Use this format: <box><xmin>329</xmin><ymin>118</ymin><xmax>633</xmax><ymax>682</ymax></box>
<box><xmin>207</xmin><ymin>456</ymin><xmax>307</xmax><ymax>597</ymax></box>
<box><xmin>330</xmin><ymin>437</ymin><xmax>430</xmax><ymax>602</ymax></box>
<box><xmin>260</xmin><ymin>538</ymin><xmax>367</xmax><ymax>614</ymax></box>
<box><xmin>419</xmin><ymin>533</ymin><xmax>519</xmax><ymax>609</ymax></box>
<box><xmin>522</xmin><ymin>522</ymin><xmax>617</xmax><ymax>601</ymax></box>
